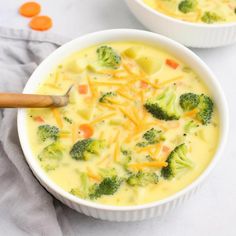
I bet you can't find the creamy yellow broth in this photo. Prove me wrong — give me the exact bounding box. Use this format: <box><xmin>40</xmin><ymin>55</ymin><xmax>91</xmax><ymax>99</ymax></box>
<box><xmin>144</xmin><ymin>0</ymin><xmax>236</xmax><ymax>24</ymax></box>
<box><xmin>27</xmin><ymin>42</ymin><xmax>219</xmax><ymax>206</ymax></box>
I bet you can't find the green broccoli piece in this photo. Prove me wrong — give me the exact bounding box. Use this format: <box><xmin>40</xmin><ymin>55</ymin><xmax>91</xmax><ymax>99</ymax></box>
<box><xmin>96</xmin><ymin>45</ymin><xmax>121</xmax><ymax>68</ymax></box>
<box><xmin>144</xmin><ymin>88</ymin><xmax>180</xmax><ymax>121</ymax></box>
<box><xmin>179</xmin><ymin>93</ymin><xmax>200</xmax><ymax>111</ymax></box>
<box><xmin>178</xmin><ymin>0</ymin><xmax>197</xmax><ymax>13</ymax></box>
<box><xmin>201</xmin><ymin>11</ymin><xmax>223</xmax><ymax>24</ymax></box>
<box><xmin>38</xmin><ymin>142</ymin><xmax>64</xmax><ymax>171</ymax></box>
<box><xmin>196</xmin><ymin>94</ymin><xmax>214</xmax><ymax>125</ymax></box>
<box><xmin>99</xmin><ymin>91</ymin><xmax>116</xmax><ymax>103</ymax></box>
<box><xmin>179</xmin><ymin>93</ymin><xmax>213</xmax><ymax>125</ymax></box>
<box><xmin>137</xmin><ymin>128</ymin><xmax>165</xmax><ymax>147</ymax></box>
<box><xmin>89</xmin><ymin>176</ymin><xmax>122</xmax><ymax>199</ymax></box>
<box><xmin>127</xmin><ymin>171</ymin><xmax>159</xmax><ymax>186</ymax></box>
<box><xmin>37</xmin><ymin>125</ymin><xmax>59</xmax><ymax>142</ymax></box>
<box><xmin>70</xmin><ymin>138</ymin><xmax>105</xmax><ymax>160</ymax></box>
<box><xmin>161</xmin><ymin>144</ymin><xmax>193</xmax><ymax>180</ymax></box>
<box><xmin>184</xmin><ymin>120</ymin><xmax>199</xmax><ymax>133</ymax></box>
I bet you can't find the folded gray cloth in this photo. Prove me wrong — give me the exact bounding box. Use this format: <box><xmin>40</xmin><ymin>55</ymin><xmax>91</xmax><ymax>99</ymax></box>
<box><xmin>0</xmin><ymin>27</ymin><xmax>74</xmax><ymax>236</ymax></box>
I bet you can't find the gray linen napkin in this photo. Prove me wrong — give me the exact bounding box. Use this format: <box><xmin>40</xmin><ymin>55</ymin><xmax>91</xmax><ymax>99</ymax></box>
<box><xmin>0</xmin><ymin>27</ymin><xmax>74</xmax><ymax>236</ymax></box>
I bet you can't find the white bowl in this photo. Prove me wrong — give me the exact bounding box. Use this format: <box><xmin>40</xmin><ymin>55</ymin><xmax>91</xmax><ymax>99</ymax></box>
<box><xmin>18</xmin><ymin>29</ymin><xmax>229</xmax><ymax>221</ymax></box>
<box><xmin>125</xmin><ymin>0</ymin><xmax>236</xmax><ymax>48</ymax></box>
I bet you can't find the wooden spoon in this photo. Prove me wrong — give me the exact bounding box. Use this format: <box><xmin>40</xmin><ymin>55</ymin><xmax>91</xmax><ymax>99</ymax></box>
<box><xmin>0</xmin><ymin>85</ymin><xmax>73</xmax><ymax>108</ymax></box>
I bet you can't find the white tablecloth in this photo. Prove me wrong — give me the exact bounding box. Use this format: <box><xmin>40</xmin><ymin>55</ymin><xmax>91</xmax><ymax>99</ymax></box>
<box><xmin>0</xmin><ymin>0</ymin><xmax>235</xmax><ymax>235</ymax></box>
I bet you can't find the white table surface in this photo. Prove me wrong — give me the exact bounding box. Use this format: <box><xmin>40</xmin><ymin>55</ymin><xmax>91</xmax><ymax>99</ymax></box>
<box><xmin>1</xmin><ymin>0</ymin><xmax>236</xmax><ymax>235</ymax></box>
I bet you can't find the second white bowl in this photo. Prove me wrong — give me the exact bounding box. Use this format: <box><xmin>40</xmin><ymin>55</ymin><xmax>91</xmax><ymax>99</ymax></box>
<box><xmin>125</xmin><ymin>0</ymin><xmax>236</xmax><ymax>48</ymax></box>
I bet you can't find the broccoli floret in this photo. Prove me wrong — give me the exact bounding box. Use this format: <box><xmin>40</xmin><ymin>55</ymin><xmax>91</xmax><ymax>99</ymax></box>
<box><xmin>37</xmin><ymin>125</ymin><xmax>59</xmax><ymax>142</ymax></box>
<box><xmin>99</xmin><ymin>91</ymin><xmax>116</xmax><ymax>103</ymax></box>
<box><xmin>96</xmin><ymin>45</ymin><xmax>121</xmax><ymax>68</ymax></box>
<box><xmin>137</xmin><ymin>128</ymin><xmax>165</xmax><ymax>147</ymax></box>
<box><xmin>196</xmin><ymin>94</ymin><xmax>213</xmax><ymax>125</ymax></box>
<box><xmin>178</xmin><ymin>0</ymin><xmax>197</xmax><ymax>13</ymax></box>
<box><xmin>144</xmin><ymin>88</ymin><xmax>180</xmax><ymax>121</ymax></box>
<box><xmin>127</xmin><ymin>171</ymin><xmax>159</xmax><ymax>186</ymax></box>
<box><xmin>70</xmin><ymin>138</ymin><xmax>105</xmax><ymax>160</ymax></box>
<box><xmin>201</xmin><ymin>11</ymin><xmax>223</xmax><ymax>24</ymax></box>
<box><xmin>179</xmin><ymin>93</ymin><xmax>200</xmax><ymax>111</ymax></box>
<box><xmin>180</xmin><ymin>93</ymin><xmax>213</xmax><ymax>125</ymax></box>
<box><xmin>184</xmin><ymin>120</ymin><xmax>199</xmax><ymax>133</ymax></box>
<box><xmin>161</xmin><ymin>144</ymin><xmax>193</xmax><ymax>179</ymax></box>
<box><xmin>38</xmin><ymin>142</ymin><xmax>64</xmax><ymax>171</ymax></box>
<box><xmin>89</xmin><ymin>176</ymin><xmax>122</xmax><ymax>199</ymax></box>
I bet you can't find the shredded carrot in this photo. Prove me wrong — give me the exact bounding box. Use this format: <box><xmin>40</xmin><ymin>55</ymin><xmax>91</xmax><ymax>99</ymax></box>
<box><xmin>116</xmin><ymin>90</ymin><xmax>133</xmax><ymax>101</ymax></box>
<box><xmin>135</xmin><ymin>77</ymin><xmax>160</xmax><ymax>89</ymax></box>
<box><xmin>90</xmin><ymin>112</ymin><xmax>116</xmax><ymax>125</ymax></box>
<box><xmin>51</xmin><ymin>108</ymin><xmax>63</xmax><ymax>128</ymax></box>
<box><xmin>19</xmin><ymin>2</ymin><xmax>41</xmax><ymax>17</ymax></box>
<box><xmin>158</xmin><ymin>76</ymin><xmax>183</xmax><ymax>87</ymax></box>
<box><xmin>79</xmin><ymin>124</ymin><xmax>94</xmax><ymax>138</ymax></box>
<box><xmin>78</xmin><ymin>84</ymin><xmax>88</xmax><ymax>95</ymax></box>
<box><xmin>166</xmin><ymin>59</ymin><xmax>179</xmax><ymax>69</ymax></box>
<box><xmin>29</xmin><ymin>16</ymin><xmax>52</xmax><ymax>31</ymax></box>
<box><xmin>33</xmin><ymin>116</ymin><xmax>44</xmax><ymax>123</ymax></box>
<box><xmin>128</xmin><ymin>161</ymin><xmax>168</xmax><ymax>170</ymax></box>
<box><xmin>184</xmin><ymin>108</ymin><xmax>198</xmax><ymax>117</ymax></box>
<box><xmin>97</xmin><ymin>155</ymin><xmax>109</xmax><ymax>165</ymax></box>
<box><xmin>119</xmin><ymin>107</ymin><xmax>139</xmax><ymax>127</ymax></box>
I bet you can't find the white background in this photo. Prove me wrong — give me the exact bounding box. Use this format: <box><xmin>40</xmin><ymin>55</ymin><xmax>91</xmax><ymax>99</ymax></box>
<box><xmin>0</xmin><ymin>0</ymin><xmax>236</xmax><ymax>235</ymax></box>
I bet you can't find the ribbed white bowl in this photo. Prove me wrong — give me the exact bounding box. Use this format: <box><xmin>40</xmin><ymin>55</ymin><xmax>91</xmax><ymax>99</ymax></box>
<box><xmin>17</xmin><ymin>29</ymin><xmax>229</xmax><ymax>221</ymax></box>
<box><xmin>125</xmin><ymin>0</ymin><xmax>236</xmax><ymax>48</ymax></box>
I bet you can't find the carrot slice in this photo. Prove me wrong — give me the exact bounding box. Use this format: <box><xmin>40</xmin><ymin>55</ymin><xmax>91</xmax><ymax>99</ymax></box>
<box><xmin>79</xmin><ymin>124</ymin><xmax>94</xmax><ymax>138</ymax></box>
<box><xmin>29</xmin><ymin>16</ymin><xmax>52</xmax><ymax>31</ymax></box>
<box><xmin>33</xmin><ymin>116</ymin><xmax>44</xmax><ymax>123</ymax></box>
<box><xmin>19</xmin><ymin>2</ymin><xmax>41</xmax><ymax>17</ymax></box>
<box><xmin>78</xmin><ymin>84</ymin><xmax>88</xmax><ymax>95</ymax></box>
<box><xmin>166</xmin><ymin>59</ymin><xmax>179</xmax><ymax>69</ymax></box>
<box><xmin>140</xmin><ymin>80</ymin><xmax>148</xmax><ymax>89</ymax></box>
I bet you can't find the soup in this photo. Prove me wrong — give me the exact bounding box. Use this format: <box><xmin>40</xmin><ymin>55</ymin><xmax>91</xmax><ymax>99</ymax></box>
<box><xmin>144</xmin><ymin>0</ymin><xmax>236</xmax><ymax>24</ymax></box>
<box><xmin>27</xmin><ymin>42</ymin><xmax>219</xmax><ymax>206</ymax></box>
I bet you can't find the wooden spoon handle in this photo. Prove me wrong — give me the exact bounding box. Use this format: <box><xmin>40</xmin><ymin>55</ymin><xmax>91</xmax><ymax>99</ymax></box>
<box><xmin>0</xmin><ymin>93</ymin><xmax>68</xmax><ymax>108</ymax></box>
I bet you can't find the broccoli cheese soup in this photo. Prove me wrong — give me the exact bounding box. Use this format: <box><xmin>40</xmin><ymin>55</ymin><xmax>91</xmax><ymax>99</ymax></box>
<box><xmin>144</xmin><ymin>0</ymin><xmax>236</xmax><ymax>24</ymax></box>
<box><xmin>27</xmin><ymin>42</ymin><xmax>219</xmax><ymax>206</ymax></box>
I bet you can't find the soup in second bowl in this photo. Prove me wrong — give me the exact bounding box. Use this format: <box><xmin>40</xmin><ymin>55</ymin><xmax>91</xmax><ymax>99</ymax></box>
<box><xmin>144</xmin><ymin>0</ymin><xmax>236</xmax><ymax>24</ymax></box>
<box><xmin>27</xmin><ymin>42</ymin><xmax>219</xmax><ymax>206</ymax></box>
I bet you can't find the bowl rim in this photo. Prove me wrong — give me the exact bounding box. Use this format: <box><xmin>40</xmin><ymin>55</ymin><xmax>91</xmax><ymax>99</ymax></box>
<box><xmin>17</xmin><ymin>29</ymin><xmax>229</xmax><ymax>212</ymax></box>
<box><xmin>130</xmin><ymin>0</ymin><xmax>236</xmax><ymax>28</ymax></box>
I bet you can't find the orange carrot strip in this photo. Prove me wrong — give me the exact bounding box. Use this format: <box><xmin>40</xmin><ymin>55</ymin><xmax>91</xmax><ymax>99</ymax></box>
<box><xmin>79</xmin><ymin>124</ymin><xmax>94</xmax><ymax>138</ymax></box>
<box><xmin>184</xmin><ymin>108</ymin><xmax>198</xmax><ymax>117</ymax></box>
<box><xmin>128</xmin><ymin>161</ymin><xmax>168</xmax><ymax>169</ymax></box>
<box><xmin>51</xmin><ymin>108</ymin><xmax>63</xmax><ymax>128</ymax></box>
<box><xmin>29</xmin><ymin>16</ymin><xmax>52</xmax><ymax>31</ymax></box>
<box><xmin>166</xmin><ymin>59</ymin><xmax>179</xmax><ymax>69</ymax></box>
<box><xmin>19</xmin><ymin>2</ymin><xmax>41</xmax><ymax>17</ymax></box>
